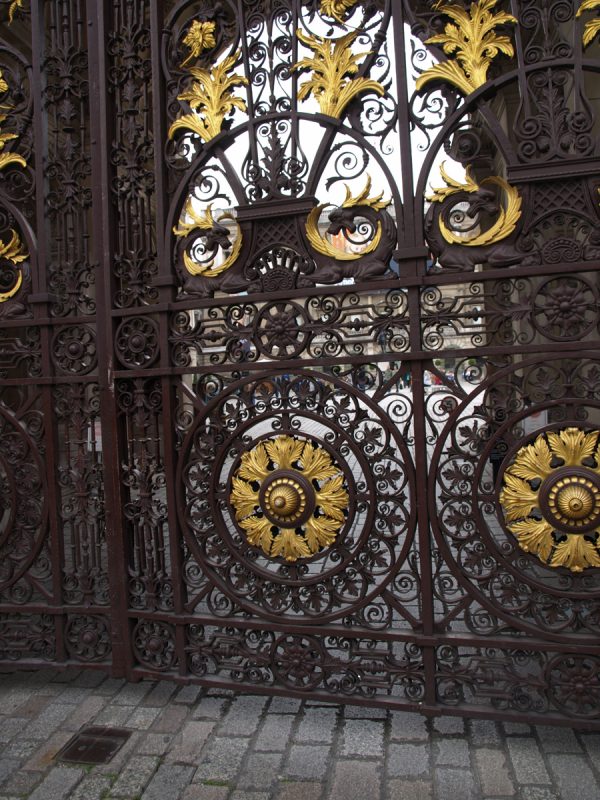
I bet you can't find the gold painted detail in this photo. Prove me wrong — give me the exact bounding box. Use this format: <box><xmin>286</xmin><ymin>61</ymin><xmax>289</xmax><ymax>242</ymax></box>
<box><xmin>319</xmin><ymin>0</ymin><xmax>360</xmax><ymax>25</ymax></box>
<box><xmin>173</xmin><ymin>200</ymin><xmax>242</xmax><ymax>277</ymax></box>
<box><xmin>499</xmin><ymin>428</ymin><xmax>600</xmax><ymax>573</ymax></box>
<box><xmin>181</xmin><ymin>20</ymin><xmax>217</xmax><ymax>67</ymax></box>
<box><xmin>264</xmin><ymin>478</ymin><xmax>306</xmax><ymax>524</ymax></box>
<box><xmin>230</xmin><ymin>435</ymin><xmax>349</xmax><ymax>562</ymax></box>
<box><xmin>577</xmin><ymin>0</ymin><xmax>600</xmax><ymax>46</ymax></box>
<box><xmin>427</xmin><ymin>163</ymin><xmax>521</xmax><ymax>247</ymax></box>
<box><xmin>0</xmin><ymin>229</ymin><xmax>26</xmax><ymax>302</ymax></box>
<box><xmin>8</xmin><ymin>0</ymin><xmax>26</xmax><ymax>24</ymax></box>
<box><xmin>306</xmin><ymin>175</ymin><xmax>390</xmax><ymax>261</ymax></box>
<box><xmin>550</xmin><ymin>479</ymin><xmax>596</xmax><ymax>524</ymax></box>
<box><xmin>292</xmin><ymin>30</ymin><xmax>384</xmax><ymax>119</ymax></box>
<box><xmin>0</xmin><ymin>113</ymin><xmax>26</xmax><ymax>173</ymax></box>
<box><xmin>416</xmin><ymin>0</ymin><xmax>517</xmax><ymax>96</ymax></box>
<box><xmin>0</xmin><ymin>73</ymin><xmax>27</xmax><ymax>303</ymax></box>
<box><xmin>168</xmin><ymin>50</ymin><xmax>248</xmax><ymax>143</ymax></box>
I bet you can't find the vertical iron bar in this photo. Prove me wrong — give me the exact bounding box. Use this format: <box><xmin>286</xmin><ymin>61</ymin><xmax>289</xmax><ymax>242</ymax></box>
<box><xmin>150</xmin><ymin>1</ymin><xmax>188</xmax><ymax>674</ymax></box>
<box><xmin>407</xmin><ymin>286</ymin><xmax>437</xmax><ymax>710</ymax></box>
<box><xmin>30</xmin><ymin>0</ymin><xmax>67</xmax><ymax>660</ymax></box>
<box><xmin>88</xmin><ymin>0</ymin><xmax>132</xmax><ymax>678</ymax></box>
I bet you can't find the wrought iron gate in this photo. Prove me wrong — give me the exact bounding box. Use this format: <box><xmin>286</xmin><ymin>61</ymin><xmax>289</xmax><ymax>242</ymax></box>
<box><xmin>1</xmin><ymin>0</ymin><xmax>600</xmax><ymax>727</ymax></box>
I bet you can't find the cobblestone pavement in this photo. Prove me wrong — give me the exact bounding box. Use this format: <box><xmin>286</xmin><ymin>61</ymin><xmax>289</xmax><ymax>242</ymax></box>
<box><xmin>0</xmin><ymin>669</ymin><xmax>598</xmax><ymax>800</ymax></box>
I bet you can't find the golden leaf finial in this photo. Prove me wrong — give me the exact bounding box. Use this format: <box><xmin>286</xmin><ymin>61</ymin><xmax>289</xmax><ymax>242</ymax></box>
<box><xmin>168</xmin><ymin>51</ymin><xmax>248</xmax><ymax>143</ymax></box>
<box><xmin>292</xmin><ymin>30</ymin><xmax>384</xmax><ymax>119</ymax></box>
<box><xmin>416</xmin><ymin>0</ymin><xmax>517</xmax><ymax>95</ymax></box>
<box><xmin>577</xmin><ymin>0</ymin><xmax>600</xmax><ymax>46</ymax></box>
<box><xmin>181</xmin><ymin>20</ymin><xmax>217</xmax><ymax>68</ymax></box>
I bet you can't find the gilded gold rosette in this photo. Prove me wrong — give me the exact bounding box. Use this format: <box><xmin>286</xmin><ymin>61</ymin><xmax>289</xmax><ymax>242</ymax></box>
<box><xmin>500</xmin><ymin>428</ymin><xmax>600</xmax><ymax>572</ymax></box>
<box><xmin>230</xmin><ymin>435</ymin><xmax>349</xmax><ymax>562</ymax></box>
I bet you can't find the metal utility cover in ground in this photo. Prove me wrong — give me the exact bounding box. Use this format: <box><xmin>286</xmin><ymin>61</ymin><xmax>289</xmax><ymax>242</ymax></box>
<box><xmin>56</xmin><ymin>726</ymin><xmax>131</xmax><ymax>765</ymax></box>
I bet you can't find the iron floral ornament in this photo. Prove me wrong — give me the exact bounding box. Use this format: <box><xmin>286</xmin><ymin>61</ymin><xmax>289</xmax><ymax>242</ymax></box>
<box><xmin>500</xmin><ymin>428</ymin><xmax>600</xmax><ymax>573</ymax></box>
<box><xmin>230</xmin><ymin>435</ymin><xmax>349</xmax><ymax>562</ymax></box>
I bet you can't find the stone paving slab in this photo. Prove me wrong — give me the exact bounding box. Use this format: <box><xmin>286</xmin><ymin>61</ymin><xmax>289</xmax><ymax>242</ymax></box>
<box><xmin>0</xmin><ymin>669</ymin><xmax>598</xmax><ymax>799</ymax></box>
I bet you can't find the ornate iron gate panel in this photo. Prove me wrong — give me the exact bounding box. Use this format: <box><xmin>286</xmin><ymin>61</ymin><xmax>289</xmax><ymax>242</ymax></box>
<box><xmin>1</xmin><ymin>0</ymin><xmax>600</xmax><ymax>727</ymax></box>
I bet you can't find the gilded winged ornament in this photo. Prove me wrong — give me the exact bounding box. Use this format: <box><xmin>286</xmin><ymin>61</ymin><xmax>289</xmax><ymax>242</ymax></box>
<box><xmin>427</xmin><ymin>164</ymin><xmax>521</xmax><ymax>247</ymax></box>
<box><xmin>306</xmin><ymin>176</ymin><xmax>391</xmax><ymax>260</ymax></box>
<box><xmin>0</xmin><ymin>114</ymin><xmax>26</xmax><ymax>173</ymax></box>
<box><xmin>416</xmin><ymin>0</ymin><xmax>517</xmax><ymax>95</ymax></box>
<box><xmin>0</xmin><ymin>230</ymin><xmax>26</xmax><ymax>301</ymax></box>
<box><xmin>173</xmin><ymin>200</ymin><xmax>242</xmax><ymax>278</ymax></box>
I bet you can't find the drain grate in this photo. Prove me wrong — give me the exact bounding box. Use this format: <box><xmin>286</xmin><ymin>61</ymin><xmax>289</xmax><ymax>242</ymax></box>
<box><xmin>57</xmin><ymin>726</ymin><xmax>131</xmax><ymax>765</ymax></box>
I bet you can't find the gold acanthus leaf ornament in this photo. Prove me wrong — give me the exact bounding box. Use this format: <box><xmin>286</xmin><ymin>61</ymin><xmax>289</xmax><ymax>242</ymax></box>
<box><xmin>415</xmin><ymin>0</ymin><xmax>517</xmax><ymax>96</ymax></box>
<box><xmin>577</xmin><ymin>0</ymin><xmax>600</xmax><ymax>46</ymax></box>
<box><xmin>0</xmin><ymin>68</ymin><xmax>28</xmax><ymax>304</ymax></box>
<box><xmin>292</xmin><ymin>30</ymin><xmax>384</xmax><ymax>119</ymax></box>
<box><xmin>168</xmin><ymin>51</ymin><xmax>248</xmax><ymax>143</ymax></box>
<box><xmin>306</xmin><ymin>175</ymin><xmax>390</xmax><ymax>261</ymax></box>
<box><xmin>0</xmin><ymin>229</ymin><xmax>26</xmax><ymax>302</ymax></box>
<box><xmin>499</xmin><ymin>428</ymin><xmax>600</xmax><ymax>573</ymax></box>
<box><xmin>181</xmin><ymin>20</ymin><xmax>217</xmax><ymax>67</ymax></box>
<box><xmin>0</xmin><ymin>114</ymin><xmax>27</xmax><ymax>172</ymax></box>
<box><xmin>319</xmin><ymin>0</ymin><xmax>360</xmax><ymax>25</ymax></box>
<box><xmin>173</xmin><ymin>200</ymin><xmax>242</xmax><ymax>278</ymax></box>
<box><xmin>230</xmin><ymin>435</ymin><xmax>349</xmax><ymax>563</ymax></box>
<box><xmin>427</xmin><ymin>162</ymin><xmax>521</xmax><ymax>247</ymax></box>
